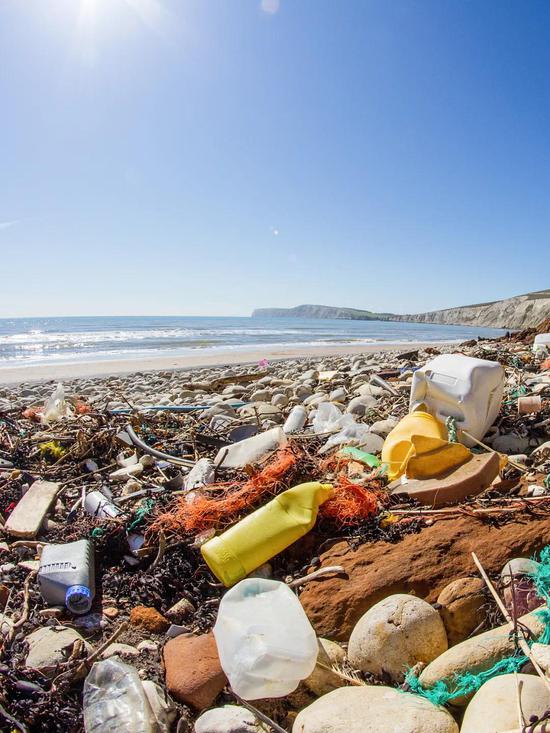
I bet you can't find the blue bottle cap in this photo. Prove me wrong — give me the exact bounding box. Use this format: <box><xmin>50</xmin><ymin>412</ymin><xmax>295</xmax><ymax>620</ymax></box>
<box><xmin>65</xmin><ymin>585</ymin><xmax>92</xmax><ymax>614</ymax></box>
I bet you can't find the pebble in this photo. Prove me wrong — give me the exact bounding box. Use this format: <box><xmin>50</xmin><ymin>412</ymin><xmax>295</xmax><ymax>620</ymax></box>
<box><xmin>369</xmin><ymin>418</ymin><xmax>398</xmax><ymax>436</ymax></box>
<box><xmin>329</xmin><ymin>387</ymin><xmax>347</xmax><ymax>402</ymax></box>
<box><xmin>194</xmin><ymin>705</ymin><xmax>265</xmax><ymax>733</ymax></box>
<box><xmin>419</xmin><ymin>607</ymin><xmax>546</xmax><ymax>705</ymax></box>
<box><xmin>436</xmin><ymin>577</ymin><xmax>486</xmax><ymax>646</ymax></box>
<box><xmin>0</xmin><ymin>613</ymin><xmax>14</xmax><ymax>637</ymax></box>
<box><xmin>348</xmin><ymin>593</ymin><xmax>448</xmax><ymax>683</ymax></box>
<box><xmin>491</xmin><ymin>433</ymin><xmax>530</xmax><ymax>454</ymax></box>
<box><xmin>250</xmin><ymin>389</ymin><xmax>271</xmax><ymax>402</ymax></box>
<box><xmin>461</xmin><ymin>674</ymin><xmax>550</xmax><ymax>733</ymax></box>
<box><xmin>345</xmin><ymin>395</ymin><xmax>377</xmax><ymax>416</ymax></box>
<box><xmin>166</xmin><ymin>597</ymin><xmax>196</xmax><ymax>623</ymax></box>
<box><xmin>130</xmin><ymin>606</ymin><xmax>170</xmax><ymax>634</ymax></box>
<box><xmin>137</xmin><ymin>639</ymin><xmax>159</xmax><ymax>653</ymax></box>
<box><xmin>271</xmin><ymin>393</ymin><xmax>289</xmax><ymax>408</ymax></box>
<box><xmin>25</xmin><ymin>626</ymin><xmax>92</xmax><ymax>674</ymax></box>
<box><xmin>100</xmin><ymin>642</ymin><xmax>140</xmax><ymax>659</ymax></box>
<box><xmin>163</xmin><ymin>632</ymin><xmax>227</xmax><ymax>710</ymax></box>
<box><xmin>292</xmin><ymin>685</ymin><xmax>458</xmax><ymax>733</ymax></box>
<box><xmin>303</xmin><ymin>638</ymin><xmax>346</xmax><ymax>696</ymax></box>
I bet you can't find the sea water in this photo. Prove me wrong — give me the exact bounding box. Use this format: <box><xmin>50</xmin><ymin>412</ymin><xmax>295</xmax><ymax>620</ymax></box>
<box><xmin>0</xmin><ymin>315</ymin><xmax>506</xmax><ymax>368</ymax></box>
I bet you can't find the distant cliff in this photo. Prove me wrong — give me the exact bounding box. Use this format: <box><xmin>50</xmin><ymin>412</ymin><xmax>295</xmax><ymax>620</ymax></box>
<box><xmin>393</xmin><ymin>290</ymin><xmax>550</xmax><ymax>330</ymax></box>
<box><xmin>252</xmin><ymin>290</ymin><xmax>550</xmax><ymax>330</ymax></box>
<box><xmin>251</xmin><ymin>304</ymin><xmax>395</xmax><ymax>321</ymax></box>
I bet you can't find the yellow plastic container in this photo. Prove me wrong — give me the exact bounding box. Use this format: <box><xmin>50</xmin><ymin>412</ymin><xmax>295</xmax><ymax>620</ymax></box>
<box><xmin>201</xmin><ymin>482</ymin><xmax>334</xmax><ymax>587</ymax></box>
<box><xmin>382</xmin><ymin>411</ymin><xmax>447</xmax><ymax>480</ymax></box>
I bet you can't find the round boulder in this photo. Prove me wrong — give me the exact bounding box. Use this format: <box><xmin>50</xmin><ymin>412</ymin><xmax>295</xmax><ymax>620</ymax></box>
<box><xmin>436</xmin><ymin>577</ymin><xmax>486</xmax><ymax>646</ymax></box>
<box><xmin>303</xmin><ymin>638</ymin><xmax>346</xmax><ymax>697</ymax></box>
<box><xmin>292</xmin><ymin>685</ymin><xmax>458</xmax><ymax>733</ymax></box>
<box><xmin>461</xmin><ymin>673</ymin><xmax>550</xmax><ymax>733</ymax></box>
<box><xmin>348</xmin><ymin>594</ymin><xmax>448</xmax><ymax>683</ymax></box>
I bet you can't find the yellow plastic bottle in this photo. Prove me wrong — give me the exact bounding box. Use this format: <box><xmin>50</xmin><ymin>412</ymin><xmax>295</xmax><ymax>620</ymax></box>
<box><xmin>201</xmin><ymin>482</ymin><xmax>334</xmax><ymax>587</ymax></box>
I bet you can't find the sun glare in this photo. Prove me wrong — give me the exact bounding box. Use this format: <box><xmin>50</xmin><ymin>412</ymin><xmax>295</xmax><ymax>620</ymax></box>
<box><xmin>77</xmin><ymin>0</ymin><xmax>170</xmax><ymax>34</ymax></box>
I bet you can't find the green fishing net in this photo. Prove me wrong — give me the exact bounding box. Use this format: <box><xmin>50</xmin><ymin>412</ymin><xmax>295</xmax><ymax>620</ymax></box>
<box><xmin>405</xmin><ymin>545</ymin><xmax>550</xmax><ymax>706</ymax></box>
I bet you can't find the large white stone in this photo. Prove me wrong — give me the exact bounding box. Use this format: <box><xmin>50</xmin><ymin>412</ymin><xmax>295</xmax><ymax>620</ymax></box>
<box><xmin>292</xmin><ymin>686</ymin><xmax>458</xmax><ymax>733</ymax></box>
<box><xmin>348</xmin><ymin>594</ymin><xmax>448</xmax><ymax>683</ymax></box>
<box><xmin>461</xmin><ymin>673</ymin><xmax>550</xmax><ymax>733</ymax></box>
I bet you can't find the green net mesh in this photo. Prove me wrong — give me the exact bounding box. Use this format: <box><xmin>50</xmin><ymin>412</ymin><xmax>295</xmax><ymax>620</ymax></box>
<box><xmin>405</xmin><ymin>545</ymin><xmax>550</xmax><ymax>706</ymax></box>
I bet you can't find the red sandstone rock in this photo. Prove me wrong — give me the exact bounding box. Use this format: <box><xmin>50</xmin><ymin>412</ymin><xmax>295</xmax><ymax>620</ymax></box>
<box><xmin>300</xmin><ymin>514</ymin><xmax>550</xmax><ymax>641</ymax></box>
<box><xmin>163</xmin><ymin>632</ymin><xmax>227</xmax><ymax>710</ymax></box>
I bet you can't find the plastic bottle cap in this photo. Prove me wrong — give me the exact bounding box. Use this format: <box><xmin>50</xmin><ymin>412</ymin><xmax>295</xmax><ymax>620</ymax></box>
<box><xmin>65</xmin><ymin>585</ymin><xmax>92</xmax><ymax>614</ymax></box>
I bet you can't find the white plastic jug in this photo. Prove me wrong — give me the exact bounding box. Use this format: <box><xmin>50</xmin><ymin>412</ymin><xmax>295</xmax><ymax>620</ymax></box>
<box><xmin>534</xmin><ymin>334</ymin><xmax>550</xmax><ymax>355</ymax></box>
<box><xmin>410</xmin><ymin>354</ymin><xmax>505</xmax><ymax>446</ymax></box>
<box><xmin>213</xmin><ymin>578</ymin><xmax>318</xmax><ymax>700</ymax></box>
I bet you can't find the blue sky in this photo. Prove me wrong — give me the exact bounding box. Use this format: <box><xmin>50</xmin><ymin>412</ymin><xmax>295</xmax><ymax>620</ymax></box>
<box><xmin>1</xmin><ymin>0</ymin><xmax>549</xmax><ymax>318</ymax></box>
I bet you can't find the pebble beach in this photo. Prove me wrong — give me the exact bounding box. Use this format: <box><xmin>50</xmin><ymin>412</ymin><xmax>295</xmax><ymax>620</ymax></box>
<box><xmin>0</xmin><ymin>327</ymin><xmax>549</xmax><ymax>732</ymax></box>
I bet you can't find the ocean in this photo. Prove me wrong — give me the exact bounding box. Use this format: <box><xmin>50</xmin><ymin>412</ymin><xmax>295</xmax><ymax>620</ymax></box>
<box><xmin>0</xmin><ymin>316</ymin><xmax>507</xmax><ymax>368</ymax></box>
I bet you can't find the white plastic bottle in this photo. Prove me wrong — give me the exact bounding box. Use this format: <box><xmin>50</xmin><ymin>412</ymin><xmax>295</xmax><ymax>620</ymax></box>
<box><xmin>283</xmin><ymin>405</ymin><xmax>307</xmax><ymax>434</ymax></box>
<box><xmin>84</xmin><ymin>490</ymin><xmax>121</xmax><ymax>519</ymax></box>
<box><xmin>38</xmin><ymin>539</ymin><xmax>95</xmax><ymax>614</ymax></box>
<box><xmin>213</xmin><ymin>578</ymin><xmax>318</xmax><ymax>699</ymax></box>
<box><xmin>213</xmin><ymin>427</ymin><xmax>288</xmax><ymax>469</ymax></box>
<box><xmin>410</xmin><ymin>354</ymin><xmax>505</xmax><ymax>445</ymax></box>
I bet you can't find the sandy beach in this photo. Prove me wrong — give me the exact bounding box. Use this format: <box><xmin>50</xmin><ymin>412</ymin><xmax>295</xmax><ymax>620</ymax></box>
<box><xmin>0</xmin><ymin>341</ymin><xmax>453</xmax><ymax>385</ymax></box>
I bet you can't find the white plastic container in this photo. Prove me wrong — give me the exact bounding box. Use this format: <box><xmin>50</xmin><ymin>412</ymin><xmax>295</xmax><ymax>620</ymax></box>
<box><xmin>283</xmin><ymin>405</ymin><xmax>307</xmax><ymax>434</ymax></box>
<box><xmin>410</xmin><ymin>354</ymin><xmax>505</xmax><ymax>446</ymax></box>
<box><xmin>84</xmin><ymin>490</ymin><xmax>121</xmax><ymax>519</ymax></box>
<box><xmin>213</xmin><ymin>578</ymin><xmax>318</xmax><ymax>699</ymax></box>
<box><xmin>534</xmin><ymin>334</ymin><xmax>550</xmax><ymax>355</ymax></box>
<box><xmin>38</xmin><ymin>539</ymin><xmax>95</xmax><ymax>614</ymax></box>
<box><xmin>213</xmin><ymin>427</ymin><xmax>288</xmax><ymax>469</ymax></box>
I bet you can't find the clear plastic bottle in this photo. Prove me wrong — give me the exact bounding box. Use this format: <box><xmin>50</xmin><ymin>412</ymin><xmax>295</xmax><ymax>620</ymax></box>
<box><xmin>213</xmin><ymin>578</ymin><xmax>318</xmax><ymax>699</ymax></box>
<box><xmin>38</xmin><ymin>539</ymin><xmax>95</xmax><ymax>614</ymax></box>
<box><xmin>83</xmin><ymin>656</ymin><xmax>164</xmax><ymax>733</ymax></box>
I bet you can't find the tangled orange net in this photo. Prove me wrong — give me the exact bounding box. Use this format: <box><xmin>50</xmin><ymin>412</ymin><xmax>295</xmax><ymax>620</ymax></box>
<box><xmin>320</xmin><ymin>475</ymin><xmax>381</xmax><ymax>525</ymax></box>
<box><xmin>151</xmin><ymin>447</ymin><xmax>300</xmax><ymax>535</ymax></box>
